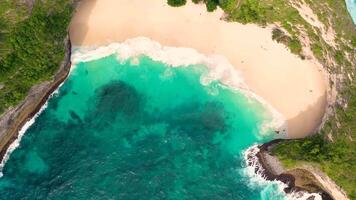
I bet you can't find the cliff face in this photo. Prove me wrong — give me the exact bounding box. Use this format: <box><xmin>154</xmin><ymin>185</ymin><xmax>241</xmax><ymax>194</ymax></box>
<box><xmin>0</xmin><ymin>37</ymin><xmax>72</xmax><ymax>160</ymax></box>
<box><xmin>250</xmin><ymin>141</ymin><xmax>350</xmax><ymax>200</ymax></box>
<box><xmin>0</xmin><ymin>0</ymin><xmax>354</xmax><ymax>198</ymax></box>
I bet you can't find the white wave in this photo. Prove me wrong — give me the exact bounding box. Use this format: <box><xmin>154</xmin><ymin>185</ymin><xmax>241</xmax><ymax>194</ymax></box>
<box><xmin>285</xmin><ymin>191</ymin><xmax>323</xmax><ymax>200</ymax></box>
<box><xmin>242</xmin><ymin>145</ymin><xmax>277</xmax><ymax>186</ymax></box>
<box><xmin>0</xmin><ymin>83</ymin><xmax>64</xmax><ymax>178</ymax></box>
<box><xmin>242</xmin><ymin>145</ymin><xmax>323</xmax><ymax>200</ymax></box>
<box><xmin>72</xmin><ymin>37</ymin><xmax>287</xmax><ymax>136</ymax></box>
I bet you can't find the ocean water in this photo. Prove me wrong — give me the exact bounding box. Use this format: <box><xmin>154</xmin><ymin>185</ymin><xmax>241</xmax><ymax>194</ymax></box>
<box><xmin>0</xmin><ymin>38</ymin><xmax>318</xmax><ymax>199</ymax></box>
<box><xmin>346</xmin><ymin>0</ymin><xmax>356</xmax><ymax>24</ymax></box>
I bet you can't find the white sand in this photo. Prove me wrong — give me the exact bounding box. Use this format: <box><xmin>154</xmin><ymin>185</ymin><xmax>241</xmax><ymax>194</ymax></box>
<box><xmin>69</xmin><ymin>0</ymin><xmax>327</xmax><ymax>138</ymax></box>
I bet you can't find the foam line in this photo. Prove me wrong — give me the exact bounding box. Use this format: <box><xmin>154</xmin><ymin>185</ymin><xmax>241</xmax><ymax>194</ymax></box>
<box><xmin>72</xmin><ymin>37</ymin><xmax>288</xmax><ymax>136</ymax></box>
<box><xmin>242</xmin><ymin>145</ymin><xmax>323</xmax><ymax>200</ymax></box>
<box><xmin>0</xmin><ymin>84</ymin><xmax>63</xmax><ymax>177</ymax></box>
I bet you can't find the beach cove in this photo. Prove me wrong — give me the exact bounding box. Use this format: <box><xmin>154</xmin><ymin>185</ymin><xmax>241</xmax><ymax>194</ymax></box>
<box><xmin>70</xmin><ymin>0</ymin><xmax>328</xmax><ymax>138</ymax></box>
<box><xmin>0</xmin><ymin>36</ymin><xmax>325</xmax><ymax>199</ymax></box>
<box><xmin>0</xmin><ymin>0</ymin><xmax>335</xmax><ymax>199</ymax></box>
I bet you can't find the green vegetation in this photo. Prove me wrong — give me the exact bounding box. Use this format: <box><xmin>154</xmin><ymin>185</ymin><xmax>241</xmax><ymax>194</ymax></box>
<box><xmin>192</xmin><ymin>0</ymin><xmax>219</xmax><ymax>12</ymax></box>
<box><xmin>167</xmin><ymin>0</ymin><xmax>187</xmax><ymax>7</ymax></box>
<box><xmin>0</xmin><ymin>0</ymin><xmax>74</xmax><ymax>113</ymax></box>
<box><xmin>273</xmin><ymin>132</ymin><xmax>356</xmax><ymax>198</ymax></box>
<box><xmin>272</xmin><ymin>28</ymin><xmax>303</xmax><ymax>56</ymax></box>
<box><xmin>179</xmin><ymin>0</ymin><xmax>356</xmax><ymax>198</ymax></box>
<box><xmin>270</xmin><ymin>1</ymin><xmax>356</xmax><ymax>198</ymax></box>
<box><xmin>0</xmin><ymin>0</ymin><xmax>354</xmax><ymax>198</ymax></box>
<box><xmin>273</xmin><ymin>82</ymin><xmax>356</xmax><ymax>199</ymax></box>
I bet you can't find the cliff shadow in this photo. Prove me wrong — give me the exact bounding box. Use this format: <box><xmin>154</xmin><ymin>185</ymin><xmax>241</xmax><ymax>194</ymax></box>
<box><xmin>69</xmin><ymin>0</ymin><xmax>97</xmax><ymax>46</ymax></box>
<box><xmin>287</xmin><ymin>92</ymin><xmax>327</xmax><ymax>138</ymax></box>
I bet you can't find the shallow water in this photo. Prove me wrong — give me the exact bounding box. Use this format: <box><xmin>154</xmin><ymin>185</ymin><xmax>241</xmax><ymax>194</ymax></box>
<box><xmin>0</xmin><ymin>49</ymin><xmax>290</xmax><ymax>199</ymax></box>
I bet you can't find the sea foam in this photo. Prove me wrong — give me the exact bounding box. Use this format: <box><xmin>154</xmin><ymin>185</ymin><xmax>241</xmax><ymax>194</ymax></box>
<box><xmin>242</xmin><ymin>145</ymin><xmax>323</xmax><ymax>200</ymax></box>
<box><xmin>0</xmin><ymin>37</ymin><xmax>287</xmax><ymax>177</ymax></box>
<box><xmin>72</xmin><ymin>37</ymin><xmax>288</xmax><ymax>137</ymax></box>
<box><xmin>0</xmin><ymin>84</ymin><xmax>63</xmax><ymax>177</ymax></box>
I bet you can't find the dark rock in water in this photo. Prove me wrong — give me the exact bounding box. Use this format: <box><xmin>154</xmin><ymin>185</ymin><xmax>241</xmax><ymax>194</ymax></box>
<box><xmin>277</xmin><ymin>173</ymin><xmax>295</xmax><ymax>193</ymax></box>
<box><xmin>247</xmin><ymin>139</ymin><xmax>336</xmax><ymax>200</ymax></box>
<box><xmin>69</xmin><ymin>110</ymin><xmax>82</xmax><ymax>123</ymax></box>
<box><xmin>306</xmin><ymin>196</ymin><xmax>315</xmax><ymax>200</ymax></box>
<box><xmin>320</xmin><ymin>192</ymin><xmax>334</xmax><ymax>200</ymax></box>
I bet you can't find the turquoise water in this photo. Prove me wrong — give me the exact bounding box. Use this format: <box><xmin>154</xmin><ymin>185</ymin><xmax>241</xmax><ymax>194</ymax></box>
<box><xmin>0</xmin><ymin>53</ymin><xmax>287</xmax><ymax>199</ymax></box>
<box><xmin>346</xmin><ymin>0</ymin><xmax>356</xmax><ymax>24</ymax></box>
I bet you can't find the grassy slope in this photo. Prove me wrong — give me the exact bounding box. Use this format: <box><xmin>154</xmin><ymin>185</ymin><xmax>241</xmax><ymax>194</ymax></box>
<box><xmin>0</xmin><ymin>0</ymin><xmax>74</xmax><ymax>113</ymax></box>
<box><xmin>0</xmin><ymin>0</ymin><xmax>355</xmax><ymax>197</ymax></box>
<box><xmin>186</xmin><ymin>0</ymin><xmax>356</xmax><ymax>198</ymax></box>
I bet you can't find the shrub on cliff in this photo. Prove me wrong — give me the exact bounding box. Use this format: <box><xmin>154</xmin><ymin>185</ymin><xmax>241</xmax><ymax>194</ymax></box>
<box><xmin>167</xmin><ymin>0</ymin><xmax>186</xmax><ymax>7</ymax></box>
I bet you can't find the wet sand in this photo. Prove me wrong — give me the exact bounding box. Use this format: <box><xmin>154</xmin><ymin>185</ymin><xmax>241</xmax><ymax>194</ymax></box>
<box><xmin>69</xmin><ymin>0</ymin><xmax>328</xmax><ymax>138</ymax></box>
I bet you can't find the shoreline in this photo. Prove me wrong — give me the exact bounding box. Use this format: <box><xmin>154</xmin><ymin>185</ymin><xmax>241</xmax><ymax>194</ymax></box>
<box><xmin>71</xmin><ymin>37</ymin><xmax>287</xmax><ymax>136</ymax></box>
<box><xmin>0</xmin><ymin>36</ymin><xmax>340</xmax><ymax>199</ymax></box>
<box><xmin>247</xmin><ymin>140</ymin><xmax>349</xmax><ymax>200</ymax></box>
<box><xmin>0</xmin><ymin>1</ymin><xmax>345</xmax><ymax>199</ymax></box>
<box><xmin>70</xmin><ymin>0</ymin><xmax>328</xmax><ymax>139</ymax></box>
<box><xmin>0</xmin><ymin>37</ymin><xmax>72</xmax><ymax>162</ymax></box>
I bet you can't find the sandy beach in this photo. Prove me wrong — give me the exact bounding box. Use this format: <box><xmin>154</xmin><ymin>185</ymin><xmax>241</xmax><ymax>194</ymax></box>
<box><xmin>69</xmin><ymin>0</ymin><xmax>327</xmax><ymax>138</ymax></box>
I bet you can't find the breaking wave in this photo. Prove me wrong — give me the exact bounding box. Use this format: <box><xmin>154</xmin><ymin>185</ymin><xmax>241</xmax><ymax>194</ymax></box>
<box><xmin>0</xmin><ymin>84</ymin><xmax>64</xmax><ymax>177</ymax></box>
<box><xmin>72</xmin><ymin>37</ymin><xmax>287</xmax><ymax>137</ymax></box>
<box><xmin>242</xmin><ymin>145</ymin><xmax>323</xmax><ymax>200</ymax></box>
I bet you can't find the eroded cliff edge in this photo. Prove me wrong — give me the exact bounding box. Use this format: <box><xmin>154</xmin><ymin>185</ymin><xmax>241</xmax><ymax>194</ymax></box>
<box><xmin>246</xmin><ymin>140</ymin><xmax>350</xmax><ymax>200</ymax></box>
<box><xmin>0</xmin><ymin>0</ymin><xmax>354</xmax><ymax>199</ymax></box>
<box><xmin>0</xmin><ymin>37</ymin><xmax>72</xmax><ymax>161</ymax></box>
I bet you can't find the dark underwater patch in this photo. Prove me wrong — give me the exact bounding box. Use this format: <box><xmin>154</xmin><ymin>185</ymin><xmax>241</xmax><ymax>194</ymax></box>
<box><xmin>69</xmin><ymin>110</ymin><xmax>82</xmax><ymax>123</ymax></box>
<box><xmin>158</xmin><ymin>101</ymin><xmax>228</xmax><ymax>144</ymax></box>
<box><xmin>94</xmin><ymin>80</ymin><xmax>143</xmax><ymax>118</ymax></box>
<box><xmin>0</xmin><ymin>56</ymin><xmax>273</xmax><ymax>200</ymax></box>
